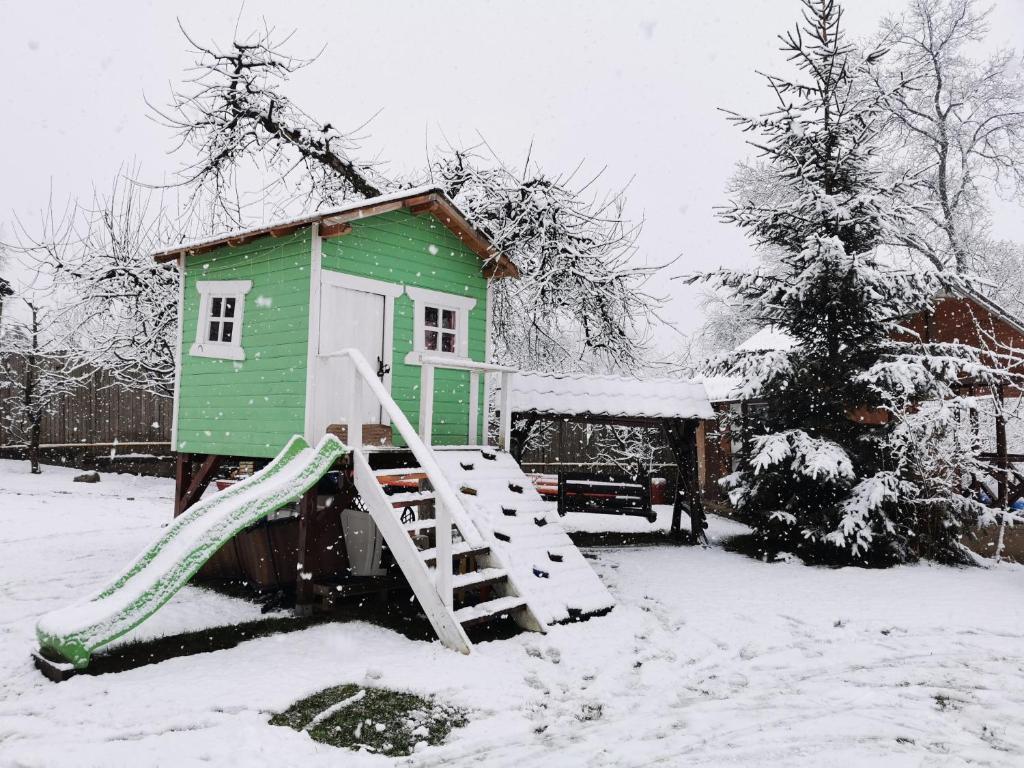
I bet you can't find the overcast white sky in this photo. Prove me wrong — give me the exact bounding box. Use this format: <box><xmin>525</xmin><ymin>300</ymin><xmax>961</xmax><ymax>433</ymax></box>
<box><xmin>2</xmin><ymin>0</ymin><xmax>1023</xmax><ymax>351</ymax></box>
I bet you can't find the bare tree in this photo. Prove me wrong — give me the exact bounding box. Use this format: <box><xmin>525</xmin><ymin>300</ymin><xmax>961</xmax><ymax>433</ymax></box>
<box><xmin>589</xmin><ymin>423</ymin><xmax>662</xmax><ymax>481</ymax></box>
<box><xmin>10</xmin><ymin>174</ymin><xmax>181</xmax><ymax>397</ymax></box>
<box><xmin>157</xmin><ymin>24</ymin><xmax>664</xmax><ymax>372</ymax></box>
<box><xmin>871</xmin><ymin>0</ymin><xmax>1024</xmax><ymax>273</ymax></box>
<box><xmin>0</xmin><ymin>276</ymin><xmax>12</xmax><ymax>329</ymax></box>
<box><xmin>0</xmin><ymin>299</ymin><xmax>90</xmax><ymax>473</ymax></box>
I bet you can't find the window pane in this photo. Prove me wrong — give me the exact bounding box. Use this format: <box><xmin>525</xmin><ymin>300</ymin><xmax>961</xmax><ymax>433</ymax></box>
<box><xmin>208</xmin><ymin>321</ymin><xmax>220</xmax><ymax>342</ymax></box>
<box><xmin>424</xmin><ymin>330</ymin><xmax>438</xmax><ymax>350</ymax></box>
<box><xmin>221</xmin><ymin>322</ymin><xmax>233</xmax><ymax>343</ymax></box>
<box><xmin>211</xmin><ymin>297</ymin><xmax>222</xmax><ymax>318</ymax></box>
<box><xmin>223</xmin><ymin>297</ymin><xmax>236</xmax><ymax>318</ymax></box>
<box><xmin>424</xmin><ymin>306</ymin><xmax>439</xmax><ymax>327</ymax></box>
<box><xmin>442</xmin><ymin>309</ymin><xmax>456</xmax><ymax>330</ymax></box>
<box><xmin>441</xmin><ymin>332</ymin><xmax>456</xmax><ymax>353</ymax></box>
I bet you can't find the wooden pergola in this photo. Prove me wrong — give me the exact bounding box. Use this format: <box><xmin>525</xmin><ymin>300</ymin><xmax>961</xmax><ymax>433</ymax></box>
<box><xmin>506</xmin><ymin>372</ymin><xmax>715</xmax><ymax>543</ymax></box>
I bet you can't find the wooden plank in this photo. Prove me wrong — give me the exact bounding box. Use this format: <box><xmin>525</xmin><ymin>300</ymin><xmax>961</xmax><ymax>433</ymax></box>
<box><xmin>178</xmin><ymin>454</ymin><xmax>224</xmax><ymax>514</ymax></box>
<box><xmin>174</xmin><ymin>453</ymin><xmax>193</xmax><ymax>518</ymax></box>
<box><xmin>294</xmin><ymin>487</ymin><xmax>317</xmax><ymax>613</ymax></box>
<box><xmin>319</xmin><ymin>221</ymin><xmax>353</xmax><ymax>239</ymax></box>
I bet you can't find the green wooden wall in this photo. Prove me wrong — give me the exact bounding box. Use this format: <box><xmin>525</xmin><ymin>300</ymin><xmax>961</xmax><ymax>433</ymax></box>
<box><xmin>175</xmin><ymin>230</ymin><xmax>311</xmax><ymax>458</ymax></box>
<box><xmin>320</xmin><ymin>210</ymin><xmax>488</xmax><ymax>446</ymax></box>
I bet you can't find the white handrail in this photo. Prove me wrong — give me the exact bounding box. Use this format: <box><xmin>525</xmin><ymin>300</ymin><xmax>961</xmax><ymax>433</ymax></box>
<box><xmin>416</xmin><ymin>355</ymin><xmax>516</xmax><ymax>450</ymax></box>
<box><xmin>319</xmin><ymin>348</ymin><xmax>483</xmax><ymax>548</ymax></box>
<box><xmin>418</xmin><ymin>355</ymin><xmax>517</xmax><ymax>373</ymax></box>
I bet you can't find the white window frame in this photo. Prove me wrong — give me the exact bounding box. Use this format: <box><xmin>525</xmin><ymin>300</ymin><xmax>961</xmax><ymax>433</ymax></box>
<box><xmin>404</xmin><ymin>286</ymin><xmax>477</xmax><ymax>365</ymax></box>
<box><xmin>190</xmin><ymin>280</ymin><xmax>253</xmax><ymax>361</ymax></box>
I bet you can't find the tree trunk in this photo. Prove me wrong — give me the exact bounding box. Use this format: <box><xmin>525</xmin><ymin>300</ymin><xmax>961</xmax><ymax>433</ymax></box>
<box><xmin>25</xmin><ymin>304</ymin><xmax>41</xmax><ymax>474</ymax></box>
<box><xmin>28</xmin><ymin>413</ymin><xmax>41</xmax><ymax>475</ymax></box>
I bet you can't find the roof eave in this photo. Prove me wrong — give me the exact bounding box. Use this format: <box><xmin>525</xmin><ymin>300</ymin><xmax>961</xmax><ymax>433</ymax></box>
<box><xmin>152</xmin><ymin>189</ymin><xmax>520</xmax><ymax>280</ymax></box>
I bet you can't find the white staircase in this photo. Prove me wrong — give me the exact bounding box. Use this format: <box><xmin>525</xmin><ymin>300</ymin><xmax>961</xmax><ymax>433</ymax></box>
<box><xmin>325</xmin><ymin>348</ymin><xmax>544</xmax><ymax>653</ymax></box>
<box><xmin>321</xmin><ymin>348</ymin><xmax>611</xmax><ymax>654</ymax></box>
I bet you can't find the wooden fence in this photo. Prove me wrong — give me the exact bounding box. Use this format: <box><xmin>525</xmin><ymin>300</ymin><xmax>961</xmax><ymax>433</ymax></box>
<box><xmin>0</xmin><ymin>354</ymin><xmax>172</xmax><ymax>460</ymax></box>
<box><xmin>518</xmin><ymin>420</ymin><xmax>682</xmax><ymax>495</ymax></box>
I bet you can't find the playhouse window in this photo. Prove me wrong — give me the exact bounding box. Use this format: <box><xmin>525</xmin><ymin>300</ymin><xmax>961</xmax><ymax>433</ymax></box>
<box><xmin>190</xmin><ymin>280</ymin><xmax>253</xmax><ymax>361</ymax></box>
<box><xmin>423</xmin><ymin>306</ymin><xmax>458</xmax><ymax>353</ymax></box>
<box><xmin>405</xmin><ymin>286</ymin><xmax>477</xmax><ymax>364</ymax></box>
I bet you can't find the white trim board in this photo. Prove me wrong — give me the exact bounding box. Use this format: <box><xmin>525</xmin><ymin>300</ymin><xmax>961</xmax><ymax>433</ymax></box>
<box><xmin>404</xmin><ymin>285</ymin><xmax>477</xmax><ymax>311</ymax></box>
<box><xmin>321</xmin><ymin>270</ymin><xmax>405</xmax><ymax>298</ymax></box>
<box><xmin>313</xmin><ymin>267</ymin><xmax>400</xmax><ymax>432</ymax></box>
<box><xmin>404</xmin><ymin>286</ymin><xmax>477</xmax><ymax>365</ymax></box>
<box><xmin>170</xmin><ymin>254</ymin><xmax>186</xmax><ymax>451</ymax></box>
<box><xmin>189</xmin><ymin>279</ymin><xmax>253</xmax><ymax>361</ymax></box>
<box><xmin>303</xmin><ymin>224</ymin><xmax>324</xmax><ymax>444</ymax></box>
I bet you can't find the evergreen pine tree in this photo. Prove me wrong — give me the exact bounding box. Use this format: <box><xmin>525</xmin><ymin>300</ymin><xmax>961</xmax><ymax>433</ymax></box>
<box><xmin>692</xmin><ymin>0</ymin><xmax>1021</xmax><ymax>565</ymax></box>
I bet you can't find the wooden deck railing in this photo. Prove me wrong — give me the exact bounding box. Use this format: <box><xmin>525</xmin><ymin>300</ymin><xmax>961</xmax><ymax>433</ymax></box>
<box><xmin>417</xmin><ymin>355</ymin><xmax>517</xmax><ymax>450</ymax></box>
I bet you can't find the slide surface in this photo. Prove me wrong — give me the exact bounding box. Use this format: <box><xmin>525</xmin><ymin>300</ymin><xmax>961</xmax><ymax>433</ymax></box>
<box><xmin>36</xmin><ymin>434</ymin><xmax>347</xmax><ymax>669</ymax></box>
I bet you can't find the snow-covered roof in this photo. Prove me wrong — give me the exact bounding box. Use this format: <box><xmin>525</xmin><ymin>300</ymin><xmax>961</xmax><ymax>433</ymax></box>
<box><xmin>508</xmin><ymin>372</ymin><xmax>715</xmax><ymax>420</ymax></box>
<box><xmin>696</xmin><ymin>375</ymin><xmax>743</xmax><ymax>403</ymax></box>
<box><xmin>736</xmin><ymin>326</ymin><xmax>796</xmax><ymax>352</ymax></box>
<box><xmin>151</xmin><ymin>186</ymin><xmax>519</xmax><ymax>278</ymax></box>
<box><xmin>693</xmin><ymin>327</ymin><xmax>794</xmax><ymax>405</ymax></box>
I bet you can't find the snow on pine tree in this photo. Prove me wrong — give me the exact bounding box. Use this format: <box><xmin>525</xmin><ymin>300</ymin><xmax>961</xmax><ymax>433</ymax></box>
<box><xmin>691</xmin><ymin>0</ymin><xmax>1023</xmax><ymax>565</ymax></box>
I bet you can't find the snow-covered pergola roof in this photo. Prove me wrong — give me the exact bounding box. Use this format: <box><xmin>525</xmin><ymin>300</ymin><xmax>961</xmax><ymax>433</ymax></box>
<box><xmin>508</xmin><ymin>372</ymin><xmax>715</xmax><ymax>421</ymax></box>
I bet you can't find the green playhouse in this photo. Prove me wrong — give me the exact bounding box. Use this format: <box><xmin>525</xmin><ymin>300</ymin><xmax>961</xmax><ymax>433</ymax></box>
<box><xmin>34</xmin><ymin>187</ymin><xmax>618</xmax><ymax>677</ymax></box>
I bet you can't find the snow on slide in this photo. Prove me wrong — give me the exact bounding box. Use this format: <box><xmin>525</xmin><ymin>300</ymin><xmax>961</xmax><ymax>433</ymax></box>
<box><xmin>36</xmin><ymin>434</ymin><xmax>347</xmax><ymax>670</ymax></box>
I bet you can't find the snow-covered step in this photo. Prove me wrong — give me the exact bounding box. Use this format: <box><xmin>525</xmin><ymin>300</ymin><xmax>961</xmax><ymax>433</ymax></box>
<box><xmin>402</xmin><ymin>517</ymin><xmax>438</xmax><ymax>532</ymax></box>
<box><xmin>454</xmin><ymin>595</ymin><xmax>528</xmax><ymax>627</ymax></box>
<box><xmin>452</xmin><ymin>568</ymin><xmax>507</xmax><ymax>593</ymax></box>
<box><xmin>433</xmin><ymin>448</ymin><xmax>615</xmax><ymax>626</ymax></box>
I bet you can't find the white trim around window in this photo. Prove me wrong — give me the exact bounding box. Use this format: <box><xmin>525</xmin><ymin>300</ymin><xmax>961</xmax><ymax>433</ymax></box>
<box><xmin>189</xmin><ymin>279</ymin><xmax>253</xmax><ymax>361</ymax></box>
<box><xmin>404</xmin><ymin>286</ymin><xmax>477</xmax><ymax>365</ymax></box>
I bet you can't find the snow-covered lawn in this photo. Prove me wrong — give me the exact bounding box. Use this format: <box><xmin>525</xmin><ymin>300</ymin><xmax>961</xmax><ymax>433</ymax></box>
<box><xmin>2</xmin><ymin>458</ymin><xmax>1023</xmax><ymax>766</ymax></box>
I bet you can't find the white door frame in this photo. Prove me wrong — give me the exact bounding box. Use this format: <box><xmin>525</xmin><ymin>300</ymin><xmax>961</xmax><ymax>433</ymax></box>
<box><xmin>306</xmin><ymin>267</ymin><xmax>403</xmax><ymax>442</ymax></box>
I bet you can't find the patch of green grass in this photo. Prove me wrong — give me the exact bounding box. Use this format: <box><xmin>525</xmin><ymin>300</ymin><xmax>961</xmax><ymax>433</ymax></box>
<box><xmin>269</xmin><ymin>684</ymin><xmax>467</xmax><ymax>756</ymax></box>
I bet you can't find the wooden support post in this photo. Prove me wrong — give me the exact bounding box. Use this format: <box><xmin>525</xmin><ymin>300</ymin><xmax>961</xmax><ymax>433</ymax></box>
<box><xmin>468</xmin><ymin>369</ymin><xmax>480</xmax><ymax>445</ymax></box>
<box><xmin>419</xmin><ymin>363</ymin><xmax>434</xmax><ymax>444</ymax></box>
<box><xmin>662</xmin><ymin>419</ymin><xmax>707</xmax><ymax>545</ymax></box>
<box><xmin>435</xmin><ymin>499</ymin><xmax>453</xmax><ymax>610</ymax></box>
<box><xmin>498</xmin><ymin>371</ymin><xmax>513</xmax><ymax>453</ymax></box>
<box><xmin>174</xmin><ymin>453</ymin><xmax>193</xmax><ymax>518</ymax></box>
<box><xmin>176</xmin><ymin>454</ymin><xmax>223</xmax><ymax>517</ymax></box>
<box><xmin>294</xmin><ymin>486</ymin><xmax>317</xmax><ymax>615</ymax></box>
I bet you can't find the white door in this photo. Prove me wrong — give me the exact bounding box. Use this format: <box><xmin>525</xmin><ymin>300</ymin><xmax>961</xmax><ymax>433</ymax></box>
<box><xmin>315</xmin><ymin>284</ymin><xmax>387</xmax><ymax>434</ymax></box>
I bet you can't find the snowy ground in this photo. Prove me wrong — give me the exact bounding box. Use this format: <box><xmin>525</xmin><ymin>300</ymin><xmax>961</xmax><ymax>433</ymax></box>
<box><xmin>2</xmin><ymin>459</ymin><xmax>1023</xmax><ymax>767</ymax></box>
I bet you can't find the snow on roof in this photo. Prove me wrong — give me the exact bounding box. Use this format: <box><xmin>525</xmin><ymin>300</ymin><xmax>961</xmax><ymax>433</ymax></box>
<box><xmin>736</xmin><ymin>326</ymin><xmax>796</xmax><ymax>352</ymax></box>
<box><xmin>150</xmin><ymin>186</ymin><xmax>519</xmax><ymax>277</ymax></box>
<box><xmin>696</xmin><ymin>375</ymin><xmax>743</xmax><ymax>403</ymax></box>
<box><xmin>153</xmin><ymin>185</ymin><xmax>442</xmax><ymax>259</ymax></box>
<box><xmin>508</xmin><ymin>372</ymin><xmax>715</xmax><ymax>420</ymax></box>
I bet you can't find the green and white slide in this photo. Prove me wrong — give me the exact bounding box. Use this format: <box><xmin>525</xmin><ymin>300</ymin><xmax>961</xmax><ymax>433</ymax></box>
<box><xmin>36</xmin><ymin>434</ymin><xmax>347</xmax><ymax>670</ymax></box>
